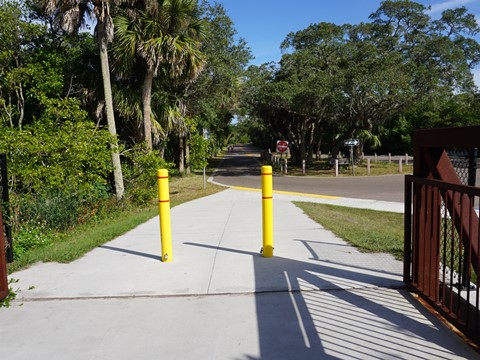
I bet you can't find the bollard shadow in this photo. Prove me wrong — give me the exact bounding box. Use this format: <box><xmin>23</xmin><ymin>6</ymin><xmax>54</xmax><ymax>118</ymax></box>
<box><xmin>99</xmin><ymin>245</ymin><xmax>162</xmax><ymax>261</ymax></box>
<box><xmin>184</xmin><ymin>241</ymin><xmax>471</xmax><ymax>360</ymax></box>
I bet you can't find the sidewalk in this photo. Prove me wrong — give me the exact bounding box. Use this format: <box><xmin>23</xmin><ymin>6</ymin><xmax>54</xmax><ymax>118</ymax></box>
<box><xmin>0</xmin><ymin>188</ymin><xmax>478</xmax><ymax>359</ymax></box>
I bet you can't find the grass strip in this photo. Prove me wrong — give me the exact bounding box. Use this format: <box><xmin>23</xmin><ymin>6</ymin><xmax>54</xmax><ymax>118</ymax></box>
<box><xmin>277</xmin><ymin>160</ymin><xmax>412</xmax><ymax>177</ymax></box>
<box><xmin>7</xmin><ymin>175</ymin><xmax>225</xmax><ymax>273</ymax></box>
<box><xmin>294</xmin><ymin>201</ymin><xmax>404</xmax><ymax>260</ymax></box>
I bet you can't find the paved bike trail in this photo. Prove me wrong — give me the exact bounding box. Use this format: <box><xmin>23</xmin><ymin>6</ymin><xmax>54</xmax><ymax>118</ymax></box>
<box><xmin>0</xmin><ymin>148</ymin><xmax>478</xmax><ymax>359</ymax></box>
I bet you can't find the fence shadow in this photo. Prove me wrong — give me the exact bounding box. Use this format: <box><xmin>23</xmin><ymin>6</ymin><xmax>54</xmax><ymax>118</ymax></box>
<box><xmin>184</xmin><ymin>242</ymin><xmax>465</xmax><ymax>360</ymax></box>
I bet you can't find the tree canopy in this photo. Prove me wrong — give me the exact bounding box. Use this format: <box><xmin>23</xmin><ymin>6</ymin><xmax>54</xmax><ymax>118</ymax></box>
<box><xmin>2</xmin><ymin>0</ymin><xmax>480</xmax><ymax>190</ymax></box>
<box><xmin>241</xmin><ymin>0</ymin><xmax>480</xmax><ymax>163</ymax></box>
<box><xmin>0</xmin><ymin>0</ymin><xmax>251</xmax><ymax>194</ymax></box>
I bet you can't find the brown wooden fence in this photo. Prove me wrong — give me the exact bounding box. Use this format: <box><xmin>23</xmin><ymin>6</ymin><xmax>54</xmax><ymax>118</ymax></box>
<box><xmin>405</xmin><ymin>126</ymin><xmax>480</xmax><ymax>345</ymax></box>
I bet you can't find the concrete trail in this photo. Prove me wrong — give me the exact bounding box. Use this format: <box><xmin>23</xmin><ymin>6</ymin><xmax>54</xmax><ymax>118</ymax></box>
<box><xmin>1</xmin><ymin>188</ymin><xmax>478</xmax><ymax>359</ymax></box>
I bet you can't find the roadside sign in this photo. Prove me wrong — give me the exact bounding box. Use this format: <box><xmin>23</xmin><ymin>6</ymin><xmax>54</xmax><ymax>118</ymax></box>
<box><xmin>344</xmin><ymin>139</ymin><xmax>359</xmax><ymax>147</ymax></box>
<box><xmin>276</xmin><ymin>140</ymin><xmax>289</xmax><ymax>153</ymax></box>
<box><xmin>203</xmin><ymin>128</ymin><xmax>210</xmax><ymax>140</ymax></box>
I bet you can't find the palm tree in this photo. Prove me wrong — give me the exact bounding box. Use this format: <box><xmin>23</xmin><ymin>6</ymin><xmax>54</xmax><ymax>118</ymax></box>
<box><xmin>43</xmin><ymin>0</ymin><xmax>125</xmax><ymax>200</ymax></box>
<box><xmin>113</xmin><ymin>0</ymin><xmax>207</xmax><ymax>150</ymax></box>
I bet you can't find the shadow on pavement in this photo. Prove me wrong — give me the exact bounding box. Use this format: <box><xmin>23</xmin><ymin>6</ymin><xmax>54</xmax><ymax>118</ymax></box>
<box><xmin>99</xmin><ymin>245</ymin><xmax>162</xmax><ymax>261</ymax></box>
<box><xmin>213</xmin><ymin>155</ymin><xmax>262</xmax><ymax>177</ymax></box>
<box><xmin>185</xmin><ymin>242</ymin><xmax>470</xmax><ymax>360</ymax></box>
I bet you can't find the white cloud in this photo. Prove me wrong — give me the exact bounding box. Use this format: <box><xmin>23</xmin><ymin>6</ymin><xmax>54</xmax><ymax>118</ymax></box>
<box><xmin>428</xmin><ymin>0</ymin><xmax>476</xmax><ymax>14</ymax></box>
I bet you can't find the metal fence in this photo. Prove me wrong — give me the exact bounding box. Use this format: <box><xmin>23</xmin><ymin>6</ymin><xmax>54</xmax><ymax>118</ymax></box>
<box><xmin>447</xmin><ymin>148</ymin><xmax>478</xmax><ymax>186</ymax></box>
<box><xmin>0</xmin><ymin>154</ymin><xmax>13</xmax><ymax>263</ymax></box>
<box><xmin>405</xmin><ymin>176</ymin><xmax>480</xmax><ymax>344</ymax></box>
<box><xmin>0</xmin><ymin>209</ymin><xmax>8</xmax><ymax>300</ymax></box>
<box><xmin>405</xmin><ymin>126</ymin><xmax>480</xmax><ymax>346</ymax></box>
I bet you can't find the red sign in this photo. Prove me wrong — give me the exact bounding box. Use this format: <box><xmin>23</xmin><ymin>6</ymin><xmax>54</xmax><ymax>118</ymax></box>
<box><xmin>276</xmin><ymin>140</ymin><xmax>289</xmax><ymax>153</ymax></box>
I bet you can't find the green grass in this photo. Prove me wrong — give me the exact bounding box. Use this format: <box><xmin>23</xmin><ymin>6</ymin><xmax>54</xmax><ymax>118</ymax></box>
<box><xmin>7</xmin><ymin>174</ymin><xmax>225</xmax><ymax>273</ymax></box>
<box><xmin>294</xmin><ymin>201</ymin><xmax>404</xmax><ymax>260</ymax></box>
<box><xmin>275</xmin><ymin>159</ymin><xmax>412</xmax><ymax>177</ymax></box>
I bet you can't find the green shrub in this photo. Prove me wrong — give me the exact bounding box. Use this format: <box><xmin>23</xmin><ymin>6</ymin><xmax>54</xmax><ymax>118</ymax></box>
<box><xmin>11</xmin><ymin>182</ymin><xmax>111</xmax><ymax>232</ymax></box>
<box><xmin>16</xmin><ymin>191</ymin><xmax>81</xmax><ymax>230</ymax></box>
<box><xmin>123</xmin><ymin>145</ymin><xmax>174</xmax><ymax>205</ymax></box>
<box><xmin>188</xmin><ymin>133</ymin><xmax>213</xmax><ymax>170</ymax></box>
<box><xmin>13</xmin><ymin>221</ymin><xmax>53</xmax><ymax>258</ymax></box>
<box><xmin>0</xmin><ymin>117</ymin><xmax>113</xmax><ymax>196</ymax></box>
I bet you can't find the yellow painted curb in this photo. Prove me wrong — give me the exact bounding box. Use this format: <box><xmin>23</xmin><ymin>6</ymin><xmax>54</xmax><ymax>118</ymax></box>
<box><xmin>231</xmin><ymin>186</ymin><xmax>341</xmax><ymax>200</ymax></box>
<box><xmin>231</xmin><ymin>186</ymin><xmax>261</xmax><ymax>192</ymax></box>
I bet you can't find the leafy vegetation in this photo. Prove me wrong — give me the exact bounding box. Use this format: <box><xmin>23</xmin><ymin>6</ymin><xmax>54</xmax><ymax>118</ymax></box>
<box><xmin>7</xmin><ymin>174</ymin><xmax>224</xmax><ymax>273</ymax></box>
<box><xmin>0</xmin><ymin>0</ymin><xmax>479</xmax><ymax>270</ymax></box>
<box><xmin>0</xmin><ymin>0</ymin><xmax>248</xmax><ymax>267</ymax></box>
<box><xmin>0</xmin><ymin>279</ymin><xmax>18</xmax><ymax>308</ymax></box>
<box><xmin>239</xmin><ymin>1</ymin><xmax>480</xmax><ymax>164</ymax></box>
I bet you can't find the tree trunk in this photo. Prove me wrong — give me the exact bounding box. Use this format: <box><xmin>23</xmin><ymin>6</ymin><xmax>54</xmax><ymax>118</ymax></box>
<box><xmin>178</xmin><ymin>136</ymin><xmax>185</xmax><ymax>174</ymax></box>
<box><xmin>185</xmin><ymin>136</ymin><xmax>191</xmax><ymax>175</ymax></box>
<box><xmin>15</xmin><ymin>80</ymin><xmax>25</xmax><ymax>130</ymax></box>
<box><xmin>300</xmin><ymin>122</ymin><xmax>306</xmax><ymax>166</ymax></box>
<box><xmin>355</xmin><ymin>144</ymin><xmax>363</xmax><ymax>164</ymax></box>
<box><xmin>307</xmin><ymin>122</ymin><xmax>315</xmax><ymax>163</ymax></box>
<box><xmin>98</xmin><ymin>22</ymin><xmax>124</xmax><ymax>200</ymax></box>
<box><xmin>314</xmin><ymin>139</ymin><xmax>321</xmax><ymax>160</ymax></box>
<box><xmin>142</xmin><ymin>70</ymin><xmax>154</xmax><ymax>150</ymax></box>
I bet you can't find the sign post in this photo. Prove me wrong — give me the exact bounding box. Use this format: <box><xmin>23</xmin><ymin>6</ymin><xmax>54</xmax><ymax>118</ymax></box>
<box><xmin>202</xmin><ymin>129</ymin><xmax>210</xmax><ymax>190</ymax></box>
<box><xmin>276</xmin><ymin>140</ymin><xmax>289</xmax><ymax>154</ymax></box>
<box><xmin>276</xmin><ymin>140</ymin><xmax>289</xmax><ymax>174</ymax></box>
<box><xmin>343</xmin><ymin>139</ymin><xmax>359</xmax><ymax>176</ymax></box>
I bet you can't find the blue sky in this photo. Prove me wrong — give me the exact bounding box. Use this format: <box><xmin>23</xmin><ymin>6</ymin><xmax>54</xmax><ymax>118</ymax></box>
<box><xmin>213</xmin><ymin>0</ymin><xmax>480</xmax><ymax>84</ymax></box>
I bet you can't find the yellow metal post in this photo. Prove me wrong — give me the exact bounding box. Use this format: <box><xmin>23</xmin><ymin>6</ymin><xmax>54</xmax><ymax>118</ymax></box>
<box><xmin>157</xmin><ymin>169</ymin><xmax>172</xmax><ymax>262</ymax></box>
<box><xmin>261</xmin><ymin>165</ymin><xmax>274</xmax><ymax>257</ymax></box>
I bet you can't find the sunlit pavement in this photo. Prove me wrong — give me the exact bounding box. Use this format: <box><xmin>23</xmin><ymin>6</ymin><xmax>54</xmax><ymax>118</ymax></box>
<box><xmin>1</xmin><ymin>189</ymin><xmax>478</xmax><ymax>359</ymax></box>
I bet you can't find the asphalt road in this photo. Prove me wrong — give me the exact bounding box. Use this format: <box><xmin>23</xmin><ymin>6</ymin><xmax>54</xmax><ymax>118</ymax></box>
<box><xmin>212</xmin><ymin>144</ymin><xmax>406</xmax><ymax>203</ymax></box>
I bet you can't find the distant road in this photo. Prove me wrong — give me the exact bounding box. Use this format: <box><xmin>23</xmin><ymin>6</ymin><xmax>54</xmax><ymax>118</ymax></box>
<box><xmin>212</xmin><ymin>144</ymin><xmax>405</xmax><ymax>203</ymax></box>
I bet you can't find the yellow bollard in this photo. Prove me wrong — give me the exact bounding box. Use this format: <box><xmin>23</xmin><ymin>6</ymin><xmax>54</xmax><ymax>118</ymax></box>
<box><xmin>261</xmin><ymin>165</ymin><xmax>274</xmax><ymax>257</ymax></box>
<box><xmin>157</xmin><ymin>169</ymin><xmax>172</xmax><ymax>262</ymax></box>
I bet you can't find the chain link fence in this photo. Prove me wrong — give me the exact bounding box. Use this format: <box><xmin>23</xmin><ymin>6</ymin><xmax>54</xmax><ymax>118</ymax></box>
<box><xmin>440</xmin><ymin>148</ymin><xmax>478</xmax><ymax>289</ymax></box>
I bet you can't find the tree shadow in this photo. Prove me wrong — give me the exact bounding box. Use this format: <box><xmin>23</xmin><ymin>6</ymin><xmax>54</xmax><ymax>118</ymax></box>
<box><xmin>213</xmin><ymin>155</ymin><xmax>262</xmax><ymax>177</ymax></box>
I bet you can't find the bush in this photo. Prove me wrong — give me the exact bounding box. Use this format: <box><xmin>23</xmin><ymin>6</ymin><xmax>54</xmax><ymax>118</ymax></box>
<box><xmin>0</xmin><ymin>117</ymin><xmax>113</xmax><ymax>196</ymax></box>
<box><xmin>188</xmin><ymin>133</ymin><xmax>214</xmax><ymax>170</ymax></box>
<box><xmin>123</xmin><ymin>145</ymin><xmax>174</xmax><ymax>205</ymax></box>
<box><xmin>13</xmin><ymin>220</ymin><xmax>53</xmax><ymax>258</ymax></box>
<box><xmin>15</xmin><ymin>191</ymin><xmax>80</xmax><ymax>231</ymax></box>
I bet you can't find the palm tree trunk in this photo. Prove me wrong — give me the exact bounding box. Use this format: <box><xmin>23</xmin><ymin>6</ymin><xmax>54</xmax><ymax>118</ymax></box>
<box><xmin>185</xmin><ymin>136</ymin><xmax>191</xmax><ymax>175</ymax></box>
<box><xmin>98</xmin><ymin>21</ymin><xmax>124</xmax><ymax>200</ymax></box>
<box><xmin>178</xmin><ymin>136</ymin><xmax>185</xmax><ymax>174</ymax></box>
<box><xmin>142</xmin><ymin>70</ymin><xmax>154</xmax><ymax>150</ymax></box>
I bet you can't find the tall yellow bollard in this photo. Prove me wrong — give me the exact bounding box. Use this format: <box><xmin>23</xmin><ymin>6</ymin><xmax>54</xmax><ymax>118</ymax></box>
<box><xmin>261</xmin><ymin>165</ymin><xmax>274</xmax><ymax>257</ymax></box>
<box><xmin>157</xmin><ymin>169</ymin><xmax>172</xmax><ymax>262</ymax></box>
